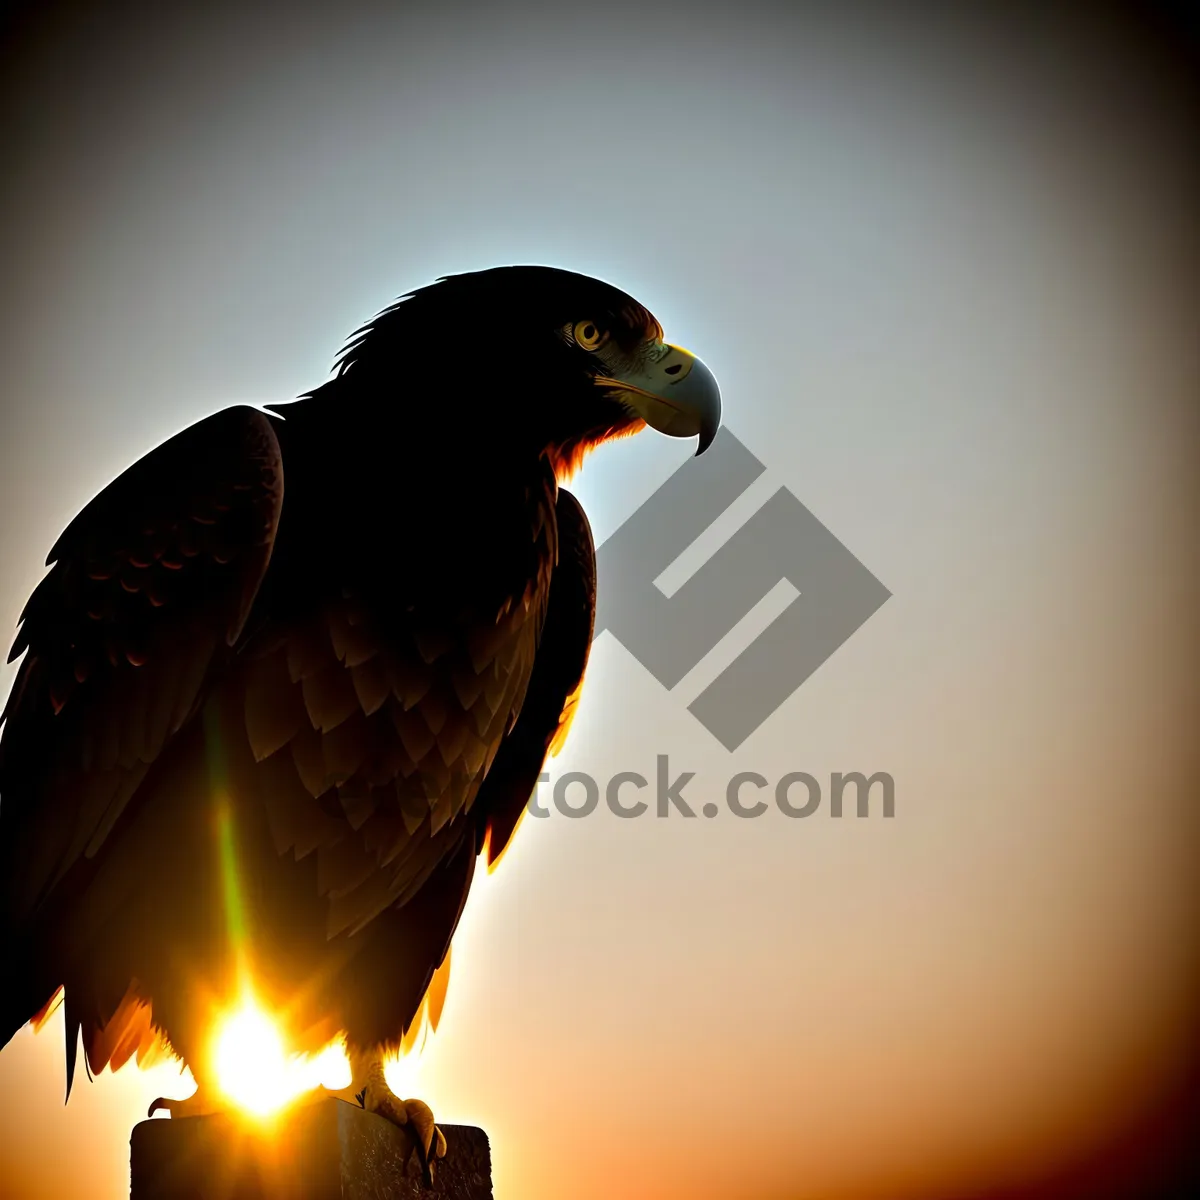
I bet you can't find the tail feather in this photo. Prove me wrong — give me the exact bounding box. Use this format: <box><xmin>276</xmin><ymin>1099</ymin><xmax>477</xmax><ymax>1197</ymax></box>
<box><xmin>30</xmin><ymin>985</ymin><xmax>63</xmax><ymax>1032</ymax></box>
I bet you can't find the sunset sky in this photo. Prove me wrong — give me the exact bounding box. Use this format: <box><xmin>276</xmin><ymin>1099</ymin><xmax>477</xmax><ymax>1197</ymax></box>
<box><xmin>1</xmin><ymin>4</ymin><xmax>1197</xmax><ymax>1198</ymax></box>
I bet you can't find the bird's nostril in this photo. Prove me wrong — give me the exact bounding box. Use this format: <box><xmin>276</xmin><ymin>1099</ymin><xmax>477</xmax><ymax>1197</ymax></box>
<box><xmin>664</xmin><ymin>364</ymin><xmax>682</xmax><ymax>376</ymax></box>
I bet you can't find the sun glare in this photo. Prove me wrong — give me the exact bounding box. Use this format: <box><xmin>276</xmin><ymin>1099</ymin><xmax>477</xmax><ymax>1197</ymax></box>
<box><xmin>209</xmin><ymin>986</ymin><xmax>431</xmax><ymax>1118</ymax></box>
<box><xmin>383</xmin><ymin>1043</ymin><xmax>424</xmax><ymax>1099</ymax></box>
<box><xmin>211</xmin><ymin>994</ymin><xmax>351</xmax><ymax>1117</ymax></box>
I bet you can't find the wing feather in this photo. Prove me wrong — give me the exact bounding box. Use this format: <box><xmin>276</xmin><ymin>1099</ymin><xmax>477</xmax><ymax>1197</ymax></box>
<box><xmin>0</xmin><ymin>407</ymin><xmax>283</xmax><ymax>931</ymax></box>
<box><xmin>478</xmin><ymin>487</ymin><xmax>597</xmax><ymax>869</ymax></box>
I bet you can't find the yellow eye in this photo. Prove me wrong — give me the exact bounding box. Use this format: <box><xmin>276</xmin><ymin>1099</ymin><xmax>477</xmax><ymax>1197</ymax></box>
<box><xmin>573</xmin><ymin>320</ymin><xmax>607</xmax><ymax>351</ymax></box>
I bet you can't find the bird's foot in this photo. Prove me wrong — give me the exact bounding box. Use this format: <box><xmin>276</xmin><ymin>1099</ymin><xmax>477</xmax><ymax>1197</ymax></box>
<box><xmin>147</xmin><ymin>1088</ymin><xmax>223</xmax><ymax>1120</ymax></box>
<box><xmin>355</xmin><ymin>1080</ymin><xmax>447</xmax><ymax>1187</ymax></box>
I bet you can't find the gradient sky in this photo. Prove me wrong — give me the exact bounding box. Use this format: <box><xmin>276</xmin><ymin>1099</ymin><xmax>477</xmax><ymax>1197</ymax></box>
<box><xmin>1</xmin><ymin>4</ymin><xmax>1197</xmax><ymax>1198</ymax></box>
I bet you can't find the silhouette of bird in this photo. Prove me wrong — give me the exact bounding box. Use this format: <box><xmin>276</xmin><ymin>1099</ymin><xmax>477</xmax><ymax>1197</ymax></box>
<box><xmin>0</xmin><ymin>266</ymin><xmax>720</xmax><ymax>1182</ymax></box>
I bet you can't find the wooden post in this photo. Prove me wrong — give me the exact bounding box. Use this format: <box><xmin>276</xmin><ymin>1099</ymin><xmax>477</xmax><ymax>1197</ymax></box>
<box><xmin>129</xmin><ymin>1099</ymin><xmax>492</xmax><ymax>1199</ymax></box>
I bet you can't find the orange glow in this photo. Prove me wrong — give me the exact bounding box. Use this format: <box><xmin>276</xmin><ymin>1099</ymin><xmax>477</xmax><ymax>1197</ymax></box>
<box><xmin>546</xmin><ymin>416</ymin><xmax>647</xmax><ymax>482</ymax></box>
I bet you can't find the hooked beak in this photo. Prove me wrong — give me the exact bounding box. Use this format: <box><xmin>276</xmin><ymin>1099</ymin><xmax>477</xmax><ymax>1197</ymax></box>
<box><xmin>596</xmin><ymin>342</ymin><xmax>722</xmax><ymax>455</ymax></box>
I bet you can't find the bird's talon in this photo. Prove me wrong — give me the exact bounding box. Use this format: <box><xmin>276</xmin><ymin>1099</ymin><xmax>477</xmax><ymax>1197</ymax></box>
<box><xmin>356</xmin><ymin>1080</ymin><xmax>445</xmax><ymax>1186</ymax></box>
<box><xmin>147</xmin><ymin>1091</ymin><xmax>220</xmax><ymax>1120</ymax></box>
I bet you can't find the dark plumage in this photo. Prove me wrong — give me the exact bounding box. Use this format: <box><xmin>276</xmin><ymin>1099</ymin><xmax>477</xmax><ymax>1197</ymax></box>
<box><xmin>0</xmin><ymin>266</ymin><xmax>720</xmax><ymax>1146</ymax></box>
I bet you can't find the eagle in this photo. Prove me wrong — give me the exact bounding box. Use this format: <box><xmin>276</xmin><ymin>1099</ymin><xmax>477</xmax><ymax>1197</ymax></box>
<box><xmin>0</xmin><ymin>266</ymin><xmax>720</xmax><ymax>1182</ymax></box>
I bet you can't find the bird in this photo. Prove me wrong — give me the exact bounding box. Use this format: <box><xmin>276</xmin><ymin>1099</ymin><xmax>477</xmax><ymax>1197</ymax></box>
<box><xmin>0</xmin><ymin>265</ymin><xmax>720</xmax><ymax>1183</ymax></box>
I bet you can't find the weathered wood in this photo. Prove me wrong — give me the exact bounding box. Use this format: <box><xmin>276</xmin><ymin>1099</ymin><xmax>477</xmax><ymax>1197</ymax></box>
<box><xmin>129</xmin><ymin>1100</ymin><xmax>491</xmax><ymax>1199</ymax></box>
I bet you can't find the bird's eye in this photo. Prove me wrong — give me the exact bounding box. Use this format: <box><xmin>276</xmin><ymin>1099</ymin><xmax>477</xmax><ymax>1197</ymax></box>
<box><xmin>573</xmin><ymin>320</ymin><xmax>608</xmax><ymax>351</ymax></box>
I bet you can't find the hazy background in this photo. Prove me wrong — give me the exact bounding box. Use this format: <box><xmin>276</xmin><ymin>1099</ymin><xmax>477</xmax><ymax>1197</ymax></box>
<box><xmin>1</xmin><ymin>3</ymin><xmax>1197</xmax><ymax>1197</ymax></box>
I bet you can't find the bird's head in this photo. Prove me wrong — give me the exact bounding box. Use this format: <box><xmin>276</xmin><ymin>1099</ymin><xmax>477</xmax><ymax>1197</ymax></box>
<box><xmin>329</xmin><ymin>265</ymin><xmax>722</xmax><ymax>478</ymax></box>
